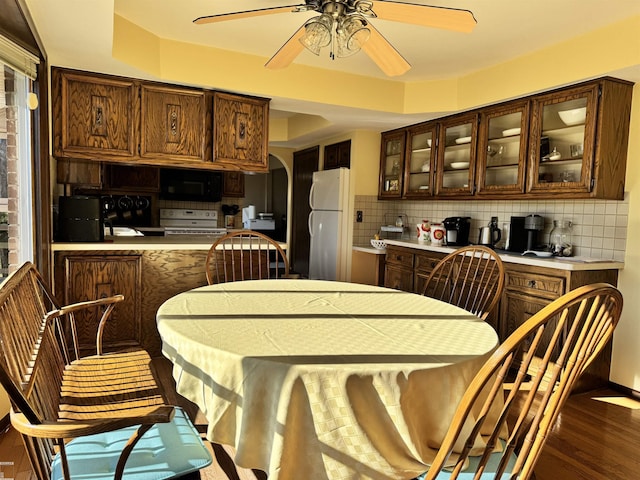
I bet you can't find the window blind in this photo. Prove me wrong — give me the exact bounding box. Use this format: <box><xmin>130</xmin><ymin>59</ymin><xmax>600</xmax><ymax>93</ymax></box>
<box><xmin>0</xmin><ymin>35</ymin><xmax>39</xmax><ymax>79</ymax></box>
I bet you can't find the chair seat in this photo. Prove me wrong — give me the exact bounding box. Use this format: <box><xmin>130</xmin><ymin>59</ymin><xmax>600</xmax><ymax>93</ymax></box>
<box><xmin>51</xmin><ymin>407</ymin><xmax>212</xmax><ymax>480</ymax></box>
<box><xmin>415</xmin><ymin>445</ymin><xmax>518</xmax><ymax>480</ymax></box>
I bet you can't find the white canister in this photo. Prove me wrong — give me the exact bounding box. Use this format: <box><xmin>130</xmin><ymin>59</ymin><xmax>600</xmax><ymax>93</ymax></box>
<box><xmin>416</xmin><ymin>221</ymin><xmax>430</xmax><ymax>243</ymax></box>
<box><xmin>430</xmin><ymin>223</ymin><xmax>446</xmax><ymax>246</ymax></box>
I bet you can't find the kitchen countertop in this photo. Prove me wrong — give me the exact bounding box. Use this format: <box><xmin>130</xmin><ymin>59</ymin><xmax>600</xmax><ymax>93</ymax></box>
<box><xmin>354</xmin><ymin>239</ymin><xmax>624</xmax><ymax>271</ymax></box>
<box><xmin>52</xmin><ymin>235</ymin><xmax>288</xmax><ymax>252</ymax></box>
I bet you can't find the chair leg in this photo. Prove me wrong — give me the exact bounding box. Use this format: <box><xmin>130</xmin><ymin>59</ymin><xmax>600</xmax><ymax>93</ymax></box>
<box><xmin>114</xmin><ymin>424</ymin><xmax>154</xmax><ymax>480</ymax></box>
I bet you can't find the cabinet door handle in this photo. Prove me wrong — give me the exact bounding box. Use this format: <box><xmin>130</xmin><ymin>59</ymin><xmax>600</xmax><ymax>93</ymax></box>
<box><xmin>528</xmin><ymin>280</ymin><xmax>537</xmax><ymax>288</ymax></box>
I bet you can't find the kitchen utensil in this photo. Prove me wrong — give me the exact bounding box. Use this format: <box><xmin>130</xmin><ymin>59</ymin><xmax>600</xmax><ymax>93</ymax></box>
<box><xmin>443</xmin><ymin>217</ymin><xmax>471</xmax><ymax>246</ymax></box>
<box><xmin>478</xmin><ymin>216</ymin><xmax>501</xmax><ymax>247</ymax></box>
<box><xmin>416</xmin><ymin>221</ymin><xmax>430</xmax><ymax>243</ymax></box>
<box><xmin>570</xmin><ymin>144</ymin><xmax>583</xmax><ymax>157</ymax></box>
<box><xmin>370</xmin><ymin>239</ymin><xmax>386</xmax><ymax>250</ymax></box>
<box><xmin>558</xmin><ymin>107</ymin><xmax>586</xmax><ymax>126</ymax></box>
<box><xmin>478</xmin><ymin>225</ymin><xmax>501</xmax><ymax>247</ymax></box>
<box><xmin>450</xmin><ymin>161</ymin><xmax>470</xmax><ymax>169</ymax></box>
<box><xmin>430</xmin><ymin>223</ymin><xmax>446</xmax><ymax>246</ymax></box>
<box><xmin>524</xmin><ymin>214</ymin><xmax>545</xmax><ymax>251</ymax></box>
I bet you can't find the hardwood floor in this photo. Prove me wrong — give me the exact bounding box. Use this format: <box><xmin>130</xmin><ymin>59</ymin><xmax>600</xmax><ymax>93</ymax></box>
<box><xmin>2</xmin><ymin>387</ymin><xmax>638</xmax><ymax>479</ymax></box>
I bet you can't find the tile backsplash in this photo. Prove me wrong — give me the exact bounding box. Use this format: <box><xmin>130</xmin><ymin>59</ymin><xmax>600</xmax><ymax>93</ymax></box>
<box><xmin>353</xmin><ymin>194</ymin><xmax>629</xmax><ymax>262</ymax></box>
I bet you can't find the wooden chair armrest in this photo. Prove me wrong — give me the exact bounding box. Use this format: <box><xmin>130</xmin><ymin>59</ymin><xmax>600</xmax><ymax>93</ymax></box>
<box><xmin>10</xmin><ymin>405</ymin><xmax>175</xmax><ymax>439</ymax></box>
<box><xmin>45</xmin><ymin>294</ymin><xmax>125</xmax><ymax>356</ymax></box>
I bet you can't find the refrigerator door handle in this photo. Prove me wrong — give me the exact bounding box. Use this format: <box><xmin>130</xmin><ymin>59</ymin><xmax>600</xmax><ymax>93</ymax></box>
<box><xmin>309</xmin><ymin>182</ymin><xmax>316</xmax><ymax>209</ymax></box>
<box><xmin>308</xmin><ymin>211</ymin><xmax>315</xmax><ymax>237</ymax></box>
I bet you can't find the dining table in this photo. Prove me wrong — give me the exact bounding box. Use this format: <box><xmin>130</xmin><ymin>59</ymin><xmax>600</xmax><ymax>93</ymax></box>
<box><xmin>156</xmin><ymin>279</ymin><xmax>499</xmax><ymax>480</ymax></box>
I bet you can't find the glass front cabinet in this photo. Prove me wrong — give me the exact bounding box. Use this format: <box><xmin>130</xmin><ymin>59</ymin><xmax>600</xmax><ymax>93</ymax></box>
<box><xmin>527</xmin><ymin>84</ymin><xmax>598</xmax><ymax>195</ymax></box>
<box><xmin>476</xmin><ymin>100</ymin><xmax>530</xmax><ymax>196</ymax></box>
<box><xmin>435</xmin><ymin>113</ymin><xmax>478</xmax><ymax>197</ymax></box>
<box><xmin>378</xmin><ymin>77</ymin><xmax>632</xmax><ymax>201</ymax></box>
<box><xmin>378</xmin><ymin>130</ymin><xmax>406</xmax><ymax>199</ymax></box>
<box><xmin>403</xmin><ymin>123</ymin><xmax>437</xmax><ymax>198</ymax></box>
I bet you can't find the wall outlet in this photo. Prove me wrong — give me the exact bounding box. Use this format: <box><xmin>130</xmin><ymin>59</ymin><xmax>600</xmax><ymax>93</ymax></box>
<box><xmin>356</xmin><ymin>210</ymin><xmax>363</xmax><ymax>222</ymax></box>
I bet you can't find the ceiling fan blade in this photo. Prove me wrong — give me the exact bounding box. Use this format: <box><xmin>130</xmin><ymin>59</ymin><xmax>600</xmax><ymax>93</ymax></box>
<box><xmin>265</xmin><ymin>25</ymin><xmax>307</xmax><ymax>70</ymax></box>
<box><xmin>194</xmin><ymin>5</ymin><xmax>304</xmax><ymax>24</ymax></box>
<box><xmin>361</xmin><ymin>23</ymin><xmax>411</xmax><ymax>77</ymax></box>
<box><xmin>371</xmin><ymin>1</ymin><xmax>477</xmax><ymax>33</ymax></box>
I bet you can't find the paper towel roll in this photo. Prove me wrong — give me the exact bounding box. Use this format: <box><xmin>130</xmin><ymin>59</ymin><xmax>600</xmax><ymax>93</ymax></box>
<box><xmin>242</xmin><ymin>205</ymin><xmax>256</xmax><ymax>222</ymax></box>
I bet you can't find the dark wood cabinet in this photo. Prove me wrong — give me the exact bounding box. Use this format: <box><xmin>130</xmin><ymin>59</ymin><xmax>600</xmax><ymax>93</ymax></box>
<box><xmin>223</xmin><ymin>171</ymin><xmax>245</xmax><ymax>197</ymax></box>
<box><xmin>527</xmin><ymin>78</ymin><xmax>632</xmax><ymax>199</ymax></box>
<box><xmin>324</xmin><ymin>140</ymin><xmax>351</xmax><ymax>169</ymax></box>
<box><xmin>52</xmin><ymin>68</ymin><xmax>271</xmax><ymax>173</ymax></box>
<box><xmin>104</xmin><ymin>164</ymin><xmax>160</xmax><ymax>191</ymax></box>
<box><xmin>435</xmin><ymin>112</ymin><xmax>479</xmax><ymax>197</ymax></box>
<box><xmin>403</xmin><ymin>124</ymin><xmax>437</xmax><ymax>199</ymax></box>
<box><xmin>53</xmin><ymin>69</ymin><xmax>138</xmax><ymax>160</ymax></box>
<box><xmin>213</xmin><ymin>92</ymin><xmax>269</xmax><ymax>172</ymax></box>
<box><xmin>54</xmin><ymin>254</ymin><xmax>142</xmax><ymax>354</ymax></box>
<box><xmin>476</xmin><ymin>99</ymin><xmax>530</xmax><ymax>196</ymax></box>
<box><xmin>378</xmin><ymin>77</ymin><xmax>632</xmax><ymax>201</ymax></box>
<box><xmin>383</xmin><ymin>245</ymin><xmax>416</xmax><ymax>291</ymax></box>
<box><xmin>378</xmin><ymin>130</ymin><xmax>406</xmax><ymax>199</ymax></box>
<box><xmin>140</xmin><ymin>84</ymin><xmax>206</xmax><ymax>162</ymax></box>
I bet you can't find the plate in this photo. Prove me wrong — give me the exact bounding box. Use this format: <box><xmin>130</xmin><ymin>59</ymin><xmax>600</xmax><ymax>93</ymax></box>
<box><xmin>502</xmin><ymin>128</ymin><xmax>521</xmax><ymax>136</ymax></box>
<box><xmin>522</xmin><ymin>250</ymin><xmax>553</xmax><ymax>258</ymax></box>
<box><xmin>455</xmin><ymin>136</ymin><xmax>472</xmax><ymax>144</ymax></box>
<box><xmin>418</xmin><ymin>185</ymin><xmax>430</xmax><ymax>190</ymax></box>
<box><xmin>450</xmin><ymin>162</ymin><xmax>470</xmax><ymax>169</ymax></box>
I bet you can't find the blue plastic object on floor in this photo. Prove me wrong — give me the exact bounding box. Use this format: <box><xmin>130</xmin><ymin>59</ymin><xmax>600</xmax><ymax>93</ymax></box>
<box><xmin>50</xmin><ymin>407</ymin><xmax>212</xmax><ymax>480</ymax></box>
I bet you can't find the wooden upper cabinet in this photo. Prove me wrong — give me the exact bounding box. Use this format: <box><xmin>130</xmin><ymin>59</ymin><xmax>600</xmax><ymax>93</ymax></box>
<box><xmin>53</xmin><ymin>68</ymin><xmax>138</xmax><ymax>159</ymax></box>
<box><xmin>140</xmin><ymin>85</ymin><xmax>207</xmax><ymax>162</ymax></box>
<box><xmin>324</xmin><ymin>140</ymin><xmax>351</xmax><ymax>169</ymax></box>
<box><xmin>403</xmin><ymin>123</ymin><xmax>437</xmax><ymax>199</ymax></box>
<box><xmin>223</xmin><ymin>171</ymin><xmax>245</xmax><ymax>197</ymax></box>
<box><xmin>476</xmin><ymin>100</ymin><xmax>530</xmax><ymax>196</ymax></box>
<box><xmin>435</xmin><ymin>113</ymin><xmax>478</xmax><ymax>197</ymax></box>
<box><xmin>527</xmin><ymin>78</ymin><xmax>632</xmax><ymax>199</ymax></box>
<box><xmin>213</xmin><ymin>92</ymin><xmax>269</xmax><ymax>172</ymax></box>
<box><xmin>378</xmin><ymin>130</ymin><xmax>406</xmax><ymax>199</ymax></box>
<box><xmin>379</xmin><ymin>76</ymin><xmax>632</xmax><ymax>201</ymax></box>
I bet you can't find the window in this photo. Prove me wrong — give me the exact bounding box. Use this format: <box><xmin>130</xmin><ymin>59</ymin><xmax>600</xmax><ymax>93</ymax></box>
<box><xmin>0</xmin><ymin>62</ymin><xmax>34</xmax><ymax>277</ymax></box>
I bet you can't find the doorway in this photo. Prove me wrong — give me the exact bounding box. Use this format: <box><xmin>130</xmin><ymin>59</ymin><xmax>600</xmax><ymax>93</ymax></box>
<box><xmin>290</xmin><ymin>146</ymin><xmax>319</xmax><ymax>277</ymax></box>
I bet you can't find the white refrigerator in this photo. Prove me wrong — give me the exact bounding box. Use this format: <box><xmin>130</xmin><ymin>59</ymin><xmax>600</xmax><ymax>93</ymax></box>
<box><xmin>308</xmin><ymin>168</ymin><xmax>350</xmax><ymax>281</ymax></box>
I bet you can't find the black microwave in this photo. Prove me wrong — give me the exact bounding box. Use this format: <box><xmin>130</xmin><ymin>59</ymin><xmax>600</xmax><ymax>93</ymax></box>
<box><xmin>160</xmin><ymin>168</ymin><xmax>222</xmax><ymax>202</ymax></box>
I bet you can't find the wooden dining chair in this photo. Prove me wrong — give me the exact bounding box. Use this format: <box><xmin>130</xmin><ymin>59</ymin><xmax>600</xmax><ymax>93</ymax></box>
<box><xmin>415</xmin><ymin>283</ymin><xmax>623</xmax><ymax>480</ymax></box>
<box><xmin>422</xmin><ymin>245</ymin><xmax>505</xmax><ymax>321</ymax></box>
<box><xmin>205</xmin><ymin>229</ymin><xmax>289</xmax><ymax>284</ymax></box>
<box><xmin>0</xmin><ymin>262</ymin><xmax>212</xmax><ymax>480</ymax></box>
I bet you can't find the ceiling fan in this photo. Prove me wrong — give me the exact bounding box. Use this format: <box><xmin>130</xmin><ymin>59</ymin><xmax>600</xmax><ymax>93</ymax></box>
<box><xmin>194</xmin><ymin>1</ymin><xmax>476</xmax><ymax>77</ymax></box>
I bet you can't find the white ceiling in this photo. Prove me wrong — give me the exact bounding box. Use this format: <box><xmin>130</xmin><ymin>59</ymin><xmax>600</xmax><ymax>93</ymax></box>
<box><xmin>24</xmin><ymin>0</ymin><xmax>640</xmax><ymax>147</ymax></box>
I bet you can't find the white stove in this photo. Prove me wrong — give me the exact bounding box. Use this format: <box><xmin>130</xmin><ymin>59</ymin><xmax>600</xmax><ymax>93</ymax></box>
<box><xmin>160</xmin><ymin>209</ymin><xmax>227</xmax><ymax>236</ymax></box>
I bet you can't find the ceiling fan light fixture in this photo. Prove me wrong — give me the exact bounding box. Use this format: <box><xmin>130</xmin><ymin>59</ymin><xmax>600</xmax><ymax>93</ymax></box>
<box><xmin>336</xmin><ymin>15</ymin><xmax>370</xmax><ymax>57</ymax></box>
<box><xmin>300</xmin><ymin>14</ymin><xmax>333</xmax><ymax>55</ymax></box>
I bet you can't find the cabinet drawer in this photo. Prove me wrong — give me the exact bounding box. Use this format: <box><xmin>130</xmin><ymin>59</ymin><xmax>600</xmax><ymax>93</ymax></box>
<box><xmin>385</xmin><ymin>246</ymin><xmax>414</xmax><ymax>268</ymax></box>
<box><xmin>415</xmin><ymin>252</ymin><xmax>444</xmax><ymax>273</ymax></box>
<box><xmin>505</xmin><ymin>270</ymin><xmax>564</xmax><ymax>299</ymax></box>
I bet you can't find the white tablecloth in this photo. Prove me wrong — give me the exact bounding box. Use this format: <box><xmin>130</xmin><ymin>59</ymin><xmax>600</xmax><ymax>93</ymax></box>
<box><xmin>157</xmin><ymin>279</ymin><xmax>498</xmax><ymax>480</ymax></box>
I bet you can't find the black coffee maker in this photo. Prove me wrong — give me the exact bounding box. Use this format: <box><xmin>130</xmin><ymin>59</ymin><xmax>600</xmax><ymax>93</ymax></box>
<box><xmin>443</xmin><ymin>217</ymin><xmax>471</xmax><ymax>246</ymax></box>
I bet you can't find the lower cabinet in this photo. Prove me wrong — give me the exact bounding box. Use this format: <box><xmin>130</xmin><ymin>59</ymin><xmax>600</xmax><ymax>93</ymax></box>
<box><xmin>54</xmin><ymin>254</ymin><xmax>143</xmax><ymax>354</ymax></box>
<box><xmin>351</xmin><ymin>250</ymin><xmax>385</xmax><ymax>286</ymax></box>
<box><xmin>385</xmin><ymin>244</ymin><xmax>619</xmax><ymax>390</ymax></box>
<box><xmin>384</xmin><ymin>246</ymin><xmax>417</xmax><ymax>292</ymax></box>
<box><xmin>54</xmin><ymin>249</ymin><xmax>210</xmax><ymax>357</ymax></box>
